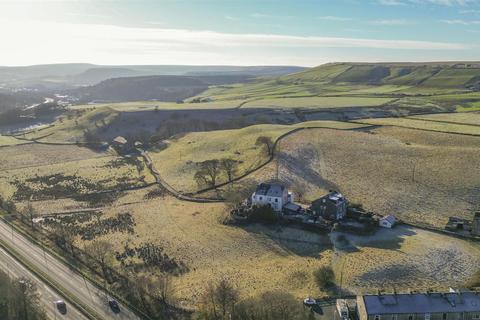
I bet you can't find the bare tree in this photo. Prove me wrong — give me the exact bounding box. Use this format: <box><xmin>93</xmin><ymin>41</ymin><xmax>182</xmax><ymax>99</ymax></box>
<box><xmin>148</xmin><ymin>273</ymin><xmax>176</xmax><ymax>306</ymax></box>
<box><xmin>23</xmin><ymin>202</ymin><xmax>37</xmax><ymax>230</ymax></box>
<box><xmin>255</xmin><ymin>136</ymin><xmax>274</xmax><ymax>156</ymax></box>
<box><xmin>84</xmin><ymin>240</ymin><xmax>114</xmax><ymax>280</ymax></box>
<box><xmin>194</xmin><ymin>159</ymin><xmax>221</xmax><ymax>188</ymax></box>
<box><xmin>220</xmin><ymin>158</ymin><xmax>239</xmax><ymax>183</ymax></box>
<box><xmin>215</xmin><ymin>278</ymin><xmax>239</xmax><ymax>319</ymax></box>
<box><xmin>200</xmin><ymin>278</ymin><xmax>238</xmax><ymax>320</ymax></box>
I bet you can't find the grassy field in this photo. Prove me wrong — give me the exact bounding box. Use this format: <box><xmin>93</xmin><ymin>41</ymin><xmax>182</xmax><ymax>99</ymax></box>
<box><xmin>236</xmin><ymin>126</ymin><xmax>480</xmax><ymax>228</ymax></box>
<box><xmin>331</xmin><ymin>226</ymin><xmax>480</xmax><ymax>294</ymax></box>
<box><xmin>410</xmin><ymin>111</ymin><xmax>480</xmax><ymax>125</ymax></box>
<box><xmin>0</xmin><ymin>151</ymin><xmax>155</xmax><ymax>200</ymax></box>
<box><xmin>148</xmin><ymin>121</ymin><xmax>369</xmax><ymax>193</ymax></box>
<box><xmin>20</xmin><ymin>107</ymin><xmax>120</xmax><ymax>143</ymax></box>
<box><xmin>0</xmin><ymin>135</ymin><xmax>30</xmax><ymax>147</ymax></box>
<box><xmin>68</xmin><ymin>99</ymin><xmax>246</xmax><ymax>111</ymax></box>
<box><xmin>242</xmin><ymin>96</ymin><xmax>394</xmax><ymax>109</ymax></box>
<box><xmin>0</xmin><ymin>143</ymin><xmax>110</xmax><ymax>171</ymax></box>
<box><xmin>357</xmin><ymin>117</ymin><xmax>480</xmax><ymax>135</ymax></box>
<box><xmin>62</xmin><ymin>192</ymin><xmax>333</xmax><ymax>308</ymax></box>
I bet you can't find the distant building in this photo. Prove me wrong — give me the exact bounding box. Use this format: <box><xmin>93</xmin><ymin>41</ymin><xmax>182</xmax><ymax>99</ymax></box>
<box><xmin>310</xmin><ymin>191</ymin><xmax>347</xmax><ymax>221</ymax></box>
<box><xmin>112</xmin><ymin>136</ymin><xmax>127</xmax><ymax>147</ymax></box>
<box><xmin>379</xmin><ymin>215</ymin><xmax>396</xmax><ymax>228</ymax></box>
<box><xmin>251</xmin><ymin>183</ymin><xmax>292</xmax><ymax>212</ymax></box>
<box><xmin>356</xmin><ymin>291</ymin><xmax>480</xmax><ymax>320</ymax></box>
<box><xmin>473</xmin><ymin>212</ymin><xmax>480</xmax><ymax>236</ymax></box>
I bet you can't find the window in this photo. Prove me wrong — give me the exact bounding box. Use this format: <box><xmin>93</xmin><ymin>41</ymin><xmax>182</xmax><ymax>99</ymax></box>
<box><xmin>408</xmin><ymin>315</ymin><xmax>414</xmax><ymax>320</ymax></box>
<box><xmin>442</xmin><ymin>314</ymin><xmax>447</xmax><ymax>320</ymax></box>
<box><xmin>259</xmin><ymin>196</ymin><xmax>263</xmax><ymax>200</ymax></box>
<box><xmin>275</xmin><ymin>198</ymin><xmax>278</xmax><ymax>203</ymax></box>
<box><xmin>473</xmin><ymin>315</ymin><xmax>480</xmax><ymax>320</ymax></box>
<box><xmin>375</xmin><ymin>315</ymin><xmax>381</xmax><ymax>320</ymax></box>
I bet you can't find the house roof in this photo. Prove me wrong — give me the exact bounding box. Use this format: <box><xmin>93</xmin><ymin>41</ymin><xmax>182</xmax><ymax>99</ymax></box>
<box><xmin>113</xmin><ymin>136</ymin><xmax>127</xmax><ymax>144</ymax></box>
<box><xmin>313</xmin><ymin>191</ymin><xmax>346</xmax><ymax>205</ymax></box>
<box><xmin>254</xmin><ymin>183</ymin><xmax>285</xmax><ymax>197</ymax></box>
<box><xmin>284</xmin><ymin>202</ymin><xmax>301</xmax><ymax>211</ymax></box>
<box><xmin>363</xmin><ymin>292</ymin><xmax>480</xmax><ymax>314</ymax></box>
<box><xmin>381</xmin><ymin>215</ymin><xmax>396</xmax><ymax>224</ymax></box>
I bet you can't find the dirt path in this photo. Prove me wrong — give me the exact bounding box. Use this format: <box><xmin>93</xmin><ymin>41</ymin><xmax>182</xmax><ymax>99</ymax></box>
<box><xmin>137</xmin><ymin>148</ymin><xmax>224</xmax><ymax>203</ymax></box>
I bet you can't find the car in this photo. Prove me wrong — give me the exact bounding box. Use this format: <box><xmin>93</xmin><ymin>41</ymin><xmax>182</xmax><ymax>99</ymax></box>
<box><xmin>54</xmin><ymin>300</ymin><xmax>67</xmax><ymax>314</ymax></box>
<box><xmin>108</xmin><ymin>298</ymin><xmax>120</xmax><ymax>313</ymax></box>
<box><xmin>303</xmin><ymin>297</ymin><xmax>317</xmax><ymax>306</ymax></box>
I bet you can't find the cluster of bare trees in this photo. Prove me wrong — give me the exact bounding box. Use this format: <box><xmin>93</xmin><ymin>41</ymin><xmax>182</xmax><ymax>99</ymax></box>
<box><xmin>0</xmin><ymin>271</ymin><xmax>47</xmax><ymax>320</ymax></box>
<box><xmin>197</xmin><ymin>278</ymin><xmax>315</xmax><ymax>320</ymax></box>
<box><xmin>193</xmin><ymin>136</ymin><xmax>274</xmax><ymax>190</ymax></box>
<box><xmin>194</xmin><ymin>158</ymin><xmax>239</xmax><ymax>189</ymax></box>
<box><xmin>255</xmin><ymin>136</ymin><xmax>274</xmax><ymax>157</ymax></box>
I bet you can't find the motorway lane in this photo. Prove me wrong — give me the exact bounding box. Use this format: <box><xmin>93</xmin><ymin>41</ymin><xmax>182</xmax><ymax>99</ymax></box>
<box><xmin>0</xmin><ymin>219</ymin><xmax>142</xmax><ymax>320</ymax></box>
<box><xmin>0</xmin><ymin>246</ymin><xmax>88</xmax><ymax>320</ymax></box>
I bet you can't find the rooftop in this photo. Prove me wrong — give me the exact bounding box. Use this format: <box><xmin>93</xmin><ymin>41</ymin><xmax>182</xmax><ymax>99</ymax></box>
<box><xmin>362</xmin><ymin>292</ymin><xmax>480</xmax><ymax>314</ymax></box>
<box><xmin>381</xmin><ymin>215</ymin><xmax>396</xmax><ymax>224</ymax></box>
<box><xmin>254</xmin><ymin>183</ymin><xmax>285</xmax><ymax>197</ymax></box>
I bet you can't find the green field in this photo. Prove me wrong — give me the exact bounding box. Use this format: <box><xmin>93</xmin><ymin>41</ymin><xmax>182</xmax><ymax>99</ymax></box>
<box><xmin>149</xmin><ymin>120</ymin><xmax>368</xmax><ymax>193</ymax></box>
<box><xmin>357</xmin><ymin>117</ymin><xmax>480</xmax><ymax>135</ymax></box>
<box><xmin>0</xmin><ymin>135</ymin><xmax>29</xmax><ymax>147</ymax></box>
<box><xmin>242</xmin><ymin>96</ymin><xmax>394</xmax><ymax>109</ymax></box>
<box><xmin>410</xmin><ymin>112</ymin><xmax>480</xmax><ymax>125</ymax></box>
<box><xmin>69</xmin><ymin>99</ymin><xmax>246</xmax><ymax>111</ymax></box>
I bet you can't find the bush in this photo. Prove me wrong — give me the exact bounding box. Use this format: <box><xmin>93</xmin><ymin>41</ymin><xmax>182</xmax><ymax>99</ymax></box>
<box><xmin>248</xmin><ymin>205</ymin><xmax>278</xmax><ymax>224</ymax></box>
<box><xmin>313</xmin><ymin>266</ymin><xmax>335</xmax><ymax>289</ymax></box>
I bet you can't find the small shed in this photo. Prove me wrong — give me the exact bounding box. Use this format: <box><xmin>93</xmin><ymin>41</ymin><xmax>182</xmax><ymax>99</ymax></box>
<box><xmin>112</xmin><ymin>136</ymin><xmax>127</xmax><ymax>146</ymax></box>
<box><xmin>379</xmin><ymin>215</ymin><xmax>396</xmax><ymax>228</ymax></box>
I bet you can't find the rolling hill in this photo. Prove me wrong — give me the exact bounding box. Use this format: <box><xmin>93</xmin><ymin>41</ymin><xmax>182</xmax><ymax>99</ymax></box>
<box><xmin>68</xmin><ymin>75</ymin><xmax>210</xmax><ymax>103</ymax></box>
<box><xmin>282</xmin><ymin>62</ymin><xmax>480</xmax><ymax>88</ymax></box>
<box><xmin>0</xmin><ymin>64</ymin><xmax>306</xmax><ymax>89</ymax></box>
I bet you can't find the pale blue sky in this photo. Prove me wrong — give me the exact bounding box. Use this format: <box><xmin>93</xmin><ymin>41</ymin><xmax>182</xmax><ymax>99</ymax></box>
<box><xmin>0</xmin><ymin>0</ymin><xmax>479</xmax><ymax>66</ymax></box>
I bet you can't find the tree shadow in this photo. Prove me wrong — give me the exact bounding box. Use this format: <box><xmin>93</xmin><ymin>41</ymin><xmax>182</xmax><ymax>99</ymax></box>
<box><xmin>241</xmin><ymin>223</ymin><xmax>333</xmax><ymax>258</ymax></box>
<box><xmin>348</xmin><ymin>224</ymin><xmax>418</xmax><ymax>251</ymax></box>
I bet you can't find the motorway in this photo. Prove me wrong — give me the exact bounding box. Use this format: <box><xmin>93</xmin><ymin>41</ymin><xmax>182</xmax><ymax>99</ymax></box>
<box><xmin>0</xmin><ymin>246</ymin><xmax>88</xmax><ymax>320</ymax></box>
<box><xmin>0</xmin><ymin>219</ymin><xmax>142</xmax><ymax>320</ymax></box>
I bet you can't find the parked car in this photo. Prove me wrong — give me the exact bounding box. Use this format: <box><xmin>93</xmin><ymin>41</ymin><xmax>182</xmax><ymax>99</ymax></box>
<box><xmin>55</xmin><ymin>300</ymin><xmax>67</xmax><ymax>314</ymax></box>
<box><xmin>303</xmin><ymin>297</ymin><xmax>317</xmax><ymax>306</ymax></box>
<box><xmin>108</xmin><ymin>298</ymin><xmax>120</xmax><ymax>313</ymax></box>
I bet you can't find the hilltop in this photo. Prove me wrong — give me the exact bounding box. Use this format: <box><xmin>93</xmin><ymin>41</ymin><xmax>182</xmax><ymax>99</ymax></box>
<box><xmin>281</xmin><ymin>62</ymin><xmax>480</xmax><ymax>88</ymax></box>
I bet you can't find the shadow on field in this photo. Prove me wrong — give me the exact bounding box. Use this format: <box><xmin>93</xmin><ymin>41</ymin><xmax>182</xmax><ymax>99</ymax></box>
<box><xmin>243</xmin><ymin>224</ymin><xmax>332</xmax><ymax>258</ymax></box>
<box><xmin>346</xmin><ymin>225</ymin><xmax>418</xmax><ymax>251</ymax></box>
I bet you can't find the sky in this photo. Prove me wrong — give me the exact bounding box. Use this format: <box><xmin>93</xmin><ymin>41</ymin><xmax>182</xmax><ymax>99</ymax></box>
<box><xmin>0</xmin><ymin>0</ymin><xmax>479</xmax><ymax>66</ymax></box>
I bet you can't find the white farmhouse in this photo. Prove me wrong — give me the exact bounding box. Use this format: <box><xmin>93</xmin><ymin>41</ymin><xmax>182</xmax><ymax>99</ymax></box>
<box><xmin>379</xmin><ymin>215</ymin><xmax>396</xmax><ymax>228</ymax></box>
<box><xmin>251</xmin><ymin>183</ymin><xmax>293</xmax><ymax>212</ymax></box>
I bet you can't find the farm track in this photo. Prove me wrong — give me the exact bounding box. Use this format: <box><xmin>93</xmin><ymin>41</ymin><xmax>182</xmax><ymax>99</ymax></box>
<box><xmin>137</xmin><ymin>148</ymin><xmax>224</xmax><ymax>203</ymax></box>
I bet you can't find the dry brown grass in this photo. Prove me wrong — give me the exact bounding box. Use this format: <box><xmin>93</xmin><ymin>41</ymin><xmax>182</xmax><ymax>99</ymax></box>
<box><xmin>0</xmin><ymin>143</ymin><xmax>109</xmax><ymax>171</ymax></box>
<box><xmin>238</xmin><ymin>126</ymin><xmax>480</xmax><ymax>228</ymax></box>
<box><xmin>331</xmin><ymin>226</ymin><xmax>480</xmax><ymax>294</ymax></box>
<box><xmin>75</xmin><ymin>194</ymin><xmax>332</xmax><ymax>308</ymax></box>
<box><xmin>0</xmin><ymin>153</ymin><xmax>155</xmax><ymax>200</ymax></box>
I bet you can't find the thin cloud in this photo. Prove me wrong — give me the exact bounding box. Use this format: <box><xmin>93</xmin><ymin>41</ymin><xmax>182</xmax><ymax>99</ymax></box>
<box><xmin>378</xmin><ymin>0</ymin><xmax>477</xmax><ymax>5</ymax></box>
<box><xmin>0</xmin><ymin>19</ymin><xmax>470</xmax><ymax>66</ymax></box>
<box><xmin>441</xmin><ymin>19</ymin><xmax>480</xmax><ymax>24</ymax></box>
<box><xmin>225</xmin><ymin>15</ymin><xmax>239</xmax><ymax>21</ymax></box>
<box><xmin>318</xmin><ymin>16</ymin><xmax>352</xmax><ymax>21</ymax></box>
<box><xmin>377</xmin><ymin>0</ymin><xmax>406</xmax><ymax>5</ymax></box>
<box><xmin>369</xmin><ymin>19</ymin><xmax>408</xmax><ymax>25</ymax></box>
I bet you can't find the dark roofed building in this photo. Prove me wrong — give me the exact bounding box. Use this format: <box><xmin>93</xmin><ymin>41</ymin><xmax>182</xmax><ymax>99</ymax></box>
<box><xmin>357</xmin><ymin>291</ymin><xmax>480</xmax><ymax>320</ymax></box>
<box><xmin>310</xmin><ymin>191</ymin><xmax>347</xmax><ymax>221</ymax></box>
<box><xmin>473</xmin><ymin>212</ymin><xmax>480</xmax><ymax>236</ymax></box>
<box><xmin>251</xmin><ymin>183</ymin><xmax>291</xmax><ymax>212</ymax></box>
